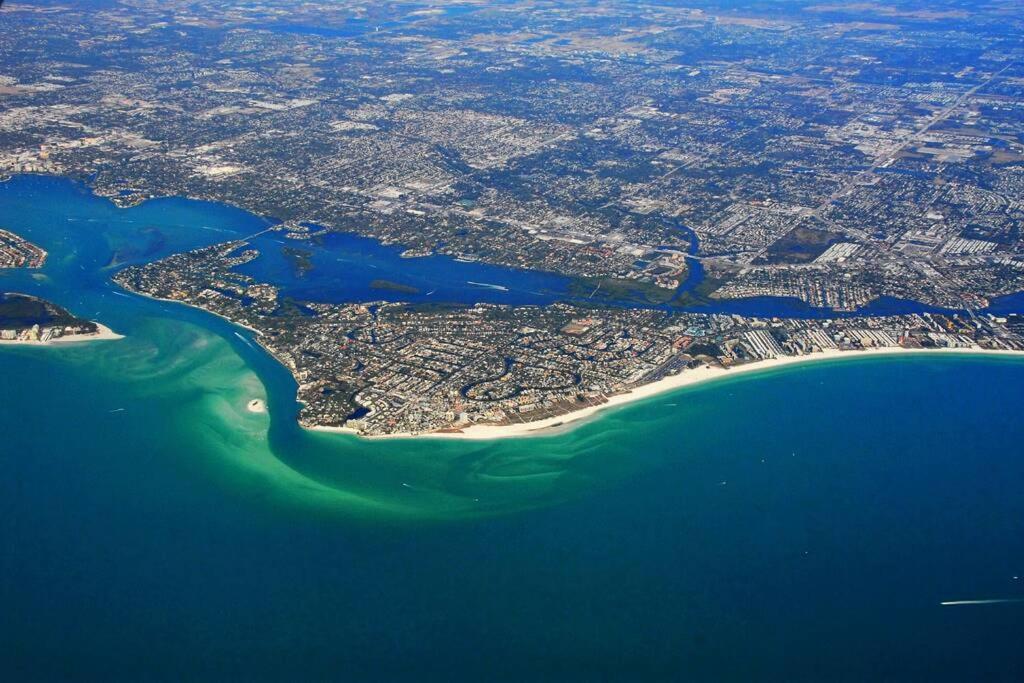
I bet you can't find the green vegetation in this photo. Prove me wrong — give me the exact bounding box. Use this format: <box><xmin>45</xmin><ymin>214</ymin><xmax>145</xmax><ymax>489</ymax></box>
<box><xmin>569</xmin><ymin>276</ymin><xmax>676</xmax><ymax>305</ymax></box>
<box><xmin>282</xmin><ymin>246</ymin><xmax>314</xmax><ymax>278</ymax></box>
<box><xmin>396</xmin><ymin>302</ymin><xmax>468</xmax><ymax>315</ymax></box>
<box><xmin>757</xmin><ymin>226</ymin><xmax>841</xmax><ymax>265</ymax></box>
<box><xmin>0</xmin><ymin>292</ymin><xmax>88</xmax><ymax>330</ymax></box>
<box><xmin>687</xmin><ymin>341</ymin><xmax>722</xmax><ymax>357</ymax></box>
<box><xmin>670</xmin><ymin>277</ymin><xmax>726</xmax><ymax>309</ymax></box>
<box><xmin>370</xmin><ymin>279</ymin><xmax>421</xmax><ymax>295</ymax></box>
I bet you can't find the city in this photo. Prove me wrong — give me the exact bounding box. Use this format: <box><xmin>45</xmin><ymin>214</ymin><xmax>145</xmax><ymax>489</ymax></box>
<box><xmin>0</xmin><ymin>0</ymin><xmax>1022</xmax><ymax>310</ymax></box>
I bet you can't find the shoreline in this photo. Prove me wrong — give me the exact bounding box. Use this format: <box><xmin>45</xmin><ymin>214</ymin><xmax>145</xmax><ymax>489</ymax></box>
<box><xmin>310</xmin><ymin>346</ymin><xmax>1024</xmax><ymax>441</ymax></box>
<box><xmin>0</xmin><ymin>322</ymin><xmax>123</xmax><ymax>347</ymax></box>
<box><xmin>15</xmin><ymin>172</ymin><xmax>1024</xmax><ymax>318</ymax></box>
<box><xmin>122</xmin><ymin>288</ymin><xmax>263</xmax><ymax>336</ymax></box>
<box><xmin>112</xmin><ymin>280</ymin><xmax>1024</xmax><ymax>444</ymax></box>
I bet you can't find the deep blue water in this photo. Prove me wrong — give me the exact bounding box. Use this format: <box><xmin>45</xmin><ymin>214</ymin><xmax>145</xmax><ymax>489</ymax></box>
<box><xmin>227</xmin><ymin>208</ymin><xmax>977</xmax><ymax>317</ymax></box>
<box><xmin>4</xmin><ymin>351</ymin><xmax>1024</xmax><ymax>681</ymax></box>
<box><xmin>237</xmin><ymin>230</ymin><xmax>573</xmax><ymax>306</ymax></box>
<box><xmin>233</xmin><ymin>215</ymin><xmax>997</xmax><ymax>318</ymax></box>
<box><xmin>670</xmin><ymin>223</ymin><xmax>963</xmax><ymax>318</ymax></box>
<box><xmin>685</xmin><ymin>293</ymin><xmax>953</xmax><ymax>318</ymax></box>
<box><xmin>8</xmin><ymin>169</ymin><xmax>967</xmax><ymax>318</ymax></box>
<box><xmin>2</xmin><ymin>173</ymin><xmax>1024</xmax><ymax>680</ymax></box>
<box><xmin>987</xmin><ymin>290</ymin><xmax>1024</xmax><ymax>314</ymax></box>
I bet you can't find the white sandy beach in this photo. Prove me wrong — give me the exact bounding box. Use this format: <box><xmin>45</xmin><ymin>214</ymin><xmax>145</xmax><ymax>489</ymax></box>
<box><xmin>311</xmin><ymin>346</ymin><xmax>1024</xmax><ymax>441</ymax></box>
<box><xmin>0</xmin><ymin>322</ymin><xmax>123</xmax><ymax>346</ymax></box>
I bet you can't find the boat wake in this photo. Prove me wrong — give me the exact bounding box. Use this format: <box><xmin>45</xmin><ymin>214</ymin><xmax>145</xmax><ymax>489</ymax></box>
<box><xmin>940</xmin><ymin>598</ymin><xmax>1024</xmax><ymax>606</ymax></box>
<box><xmin>467</xmin><ymin>281</ymin><xmax>509</xmax><ymax>292</ymax></box>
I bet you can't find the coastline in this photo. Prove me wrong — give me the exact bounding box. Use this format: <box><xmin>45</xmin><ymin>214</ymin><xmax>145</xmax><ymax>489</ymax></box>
<box><xmin>16</xmin><ymin>173</ymin><xmax>1024</xmax><ymax>444</ymax></box>
<box><xmin>123</xmin><ymin>288</ymin><xmax>263</xmax><ymax>336</ymax></box>
<box><xmin>113</xmin><ymin>279</ymin><xmax>1024</xmax><ymax>444</ymax></box>
<box><xmin>0</xmin><ymin>322</ymin><xmax>123</xmax><ymax>347</ymax></box>
<box><xmin>311</xmin><ymin>346</ymin><xmax>1024</xmax><ymax>441</ymax></box>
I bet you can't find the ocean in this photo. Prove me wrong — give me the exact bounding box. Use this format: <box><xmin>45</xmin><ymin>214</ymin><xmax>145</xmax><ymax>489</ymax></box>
<box><xmin>2</xmin><ymin>175</ymin><xmax>1023</xmax><ymax>680</ymax></box>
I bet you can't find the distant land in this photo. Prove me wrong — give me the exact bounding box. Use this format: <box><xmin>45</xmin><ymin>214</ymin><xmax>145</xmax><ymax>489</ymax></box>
<box><xmin>2</xmin><ymin>0</ymin><xmax>1023</xmax><ymax>314</ymax></box>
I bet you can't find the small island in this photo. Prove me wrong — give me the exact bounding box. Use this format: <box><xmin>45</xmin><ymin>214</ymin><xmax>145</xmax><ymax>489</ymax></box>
<box><xmin>0</xmin><ymin>293</ymin><xmax>122</xmax><ymax>345</ymax></box>
<box><xmin>370</xmin><ymin>279</ymin><xmax>421</xmax><ymax>295</ymax></box>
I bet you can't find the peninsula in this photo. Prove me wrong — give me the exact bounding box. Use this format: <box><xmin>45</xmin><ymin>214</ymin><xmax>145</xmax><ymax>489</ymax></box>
<box><xmin>114</xmin><ymin>241</ymin><xmax>1024</xmax><ymax>438</ymax></box>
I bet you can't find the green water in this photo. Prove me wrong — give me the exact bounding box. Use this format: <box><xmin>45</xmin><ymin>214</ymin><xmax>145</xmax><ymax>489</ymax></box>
<box><xmin>3</xmin><ymin>175</ymin><xmax>1024</xmax><ymax>679</ymax></box>
<box><xmin>0</xmin><ymin>312</ymin><xmax>683</xmax><ymax>522</ymax></box>
<box><xmin>0</xmin><ymin>175</ymin><xmax>742</xmax><ymax>521</ymax></box>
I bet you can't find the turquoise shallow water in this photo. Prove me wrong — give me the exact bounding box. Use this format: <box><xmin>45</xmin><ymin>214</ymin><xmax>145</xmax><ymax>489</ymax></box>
<box><xmin>2</xmin><ymin>175</ymin><xmax>1024</xmax><ymax>680</ymax></box>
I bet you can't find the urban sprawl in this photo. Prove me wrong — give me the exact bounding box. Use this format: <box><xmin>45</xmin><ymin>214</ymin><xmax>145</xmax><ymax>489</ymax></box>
<box><xmin>2</xmin><ymin>0</ymin><xmax>1024</xmax><ymax>433</ymax></box>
